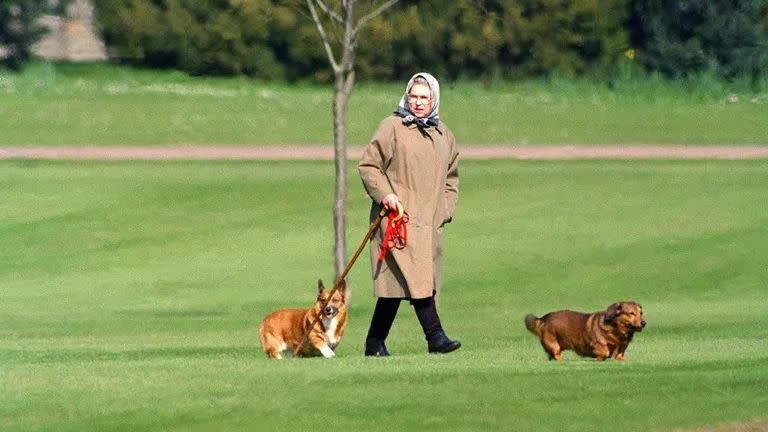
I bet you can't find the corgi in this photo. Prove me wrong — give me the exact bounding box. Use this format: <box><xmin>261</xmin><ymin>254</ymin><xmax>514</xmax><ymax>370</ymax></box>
<box><xmin>259</xmin><ymin>279</ymin><xmax>347</xmax><ymax>359</ymax></box>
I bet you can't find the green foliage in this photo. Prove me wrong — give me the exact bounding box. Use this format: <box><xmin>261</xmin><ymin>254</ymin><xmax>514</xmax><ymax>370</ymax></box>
<box><xmin>38</xmin><ymin>1</ymin><xmax>768</xmax><ymax>83</ymax></box>
<box><xmin>91</xmin><ymin>0</ymin><xmax>630</xmax><ymax>81</ymax></box>
<box><xmin>630</xmin><ymin>0</ymin><xmax>768</xmax><ymax>84</ymax></box>
<box><xmin>0</xmin><ymin>0</ymin><xmax>70</xmax><ymax>70</ymax></box>
<box><xmin>357</xmin><ymin>0</ymin><xmax>631</xmax><ymax>81</ymax></box>
<box><xmin>1</xmin><ymin>160</ymin><xmax>767</xmax><ymax>431</ymax></box>
<box><xmin>92</xmin><ymin>0</ymin><xmax>284</xmax><ymax>78</ymax></box>
<box><xmin>500</xmin><ymin>0</ymin><xmax>630</xmax><ymax>79</ymax></box>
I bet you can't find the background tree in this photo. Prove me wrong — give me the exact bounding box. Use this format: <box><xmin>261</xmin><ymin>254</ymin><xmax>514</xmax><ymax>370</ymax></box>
<box><xmin>0</xmin><ymin>0</ymin><xmax>70</xmax><ymax>70</ymax></box>
<box><xmin>92</xmin><ymin>1</ymin><xmax>631</xmax><ymax>82</ymax></box>
<box><xmin>630</xmin><ymin>0</ymin><xmax>768</xmax><ymax>85</ymax></box>
<box><xmin>303</xmin><ymin>0</ymin><xmax>400</xmax><ymax>298</ymax></box>
<box><xmin>355</xmin><ymin>0</ymin><xmax>629</xmax><ymax>81</ymax></box>
<box><xmin>93</xmin><ymin>0</ymin><xmax>283</xmax><ymax>78</ymax></box>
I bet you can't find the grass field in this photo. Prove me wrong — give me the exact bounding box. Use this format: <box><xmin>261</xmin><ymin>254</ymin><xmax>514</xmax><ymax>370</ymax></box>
<box><xmin>2</xmin><ymin>62</ymin><xmax>768</xmax><ymax>145</ymax></box>
<box><xmin>1</xmin><ymin>159</ymin><xmax>767</xmax><ymax>431</ymax></box>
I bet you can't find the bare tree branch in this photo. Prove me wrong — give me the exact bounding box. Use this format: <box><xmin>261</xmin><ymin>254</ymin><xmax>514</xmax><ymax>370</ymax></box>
<box><xmin>304</xmin><ymin>0</ymin><xmax>401</xmax><ymax>290</ymax></box>
<box><xmin>352</xmin><ymin>0</ymin><xmax>400</xmax><ymax>38</ymax></box>
<box><xmin>307</xmin><ymin>0</ymin><xmax>340</xmax><ymax>72</ymax></box>
<box><xmin>315</xmin><ymin>0</ymin><xmax>344</xmax><ymax>25</ymax></box>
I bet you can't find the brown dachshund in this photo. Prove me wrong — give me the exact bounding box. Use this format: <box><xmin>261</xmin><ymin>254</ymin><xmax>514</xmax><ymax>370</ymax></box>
<box><xmin>524</xmin><ymin>301</ymin><xmax>646</xmax><ymax>361</ymax></box>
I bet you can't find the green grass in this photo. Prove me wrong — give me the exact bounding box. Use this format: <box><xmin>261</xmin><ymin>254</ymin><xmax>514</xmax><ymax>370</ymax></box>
<box><xmin>1</xmin><ymin>62</ymin><xmax>767</xmax><ymax>145</ymax></box>
<box><xmin>1</xmin><ymin>159</ymin><xmax>767</xmax><ymax>431</ymax></box>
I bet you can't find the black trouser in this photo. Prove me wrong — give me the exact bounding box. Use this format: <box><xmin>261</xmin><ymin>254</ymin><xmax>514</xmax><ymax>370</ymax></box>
<box><xmin>366</xmin><ymin>297</ymin><xmax>401</xmax><ymax>341</ymax></box>
<box><xmin>366</xmin><ymin>295</ymin><xmax>443</xmax><ymax>341</ymax></box>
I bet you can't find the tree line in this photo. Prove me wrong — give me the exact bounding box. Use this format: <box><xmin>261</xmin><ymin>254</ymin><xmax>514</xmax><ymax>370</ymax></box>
<box><xmin>1</xmin><ymin>1</ymin><xmax>71</xmax><ymax>70</ymax></box>
<box><xmin>3</xmin><ymin>0</ymin><xmax>768</xmax><ymax>85</ymax></box>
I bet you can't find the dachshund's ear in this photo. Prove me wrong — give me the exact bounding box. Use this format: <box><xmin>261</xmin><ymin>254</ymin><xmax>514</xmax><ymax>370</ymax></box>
<box><xmin>604</xmin><ymin>302</ymin><xmax>622</xmax><ymax>323</ymax></box>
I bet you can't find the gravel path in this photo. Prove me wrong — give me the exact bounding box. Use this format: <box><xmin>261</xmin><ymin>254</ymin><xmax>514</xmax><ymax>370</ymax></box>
<box><xmin>2</xmin><ymin>145</ymin><xmax>768</xmax><ymax>160</ymax></box>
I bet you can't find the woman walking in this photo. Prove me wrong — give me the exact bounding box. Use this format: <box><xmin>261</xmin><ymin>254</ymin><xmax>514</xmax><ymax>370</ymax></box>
<box><xmin>358</xmin><ymin>72</ymin><xmax>461</xmax><ymax>356</ymax></box>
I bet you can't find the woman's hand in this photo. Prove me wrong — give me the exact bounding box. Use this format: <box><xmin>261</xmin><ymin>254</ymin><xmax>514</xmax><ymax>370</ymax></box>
<box><xmin>382</xmin><ymin>194</ymin><xmax>404</xmax><ymax>221</ymax></box>
<box><xmin>381</xmin><ymin>193</ymin><xmax>400</xmax><ymax>211</ymax></box>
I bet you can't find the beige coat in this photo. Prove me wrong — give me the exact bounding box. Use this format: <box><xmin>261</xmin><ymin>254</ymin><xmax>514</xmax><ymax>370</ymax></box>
<box><xmin>358</xmin><ymin>116</ymin><xmax>459</xmax><ymax>299</ymax></box>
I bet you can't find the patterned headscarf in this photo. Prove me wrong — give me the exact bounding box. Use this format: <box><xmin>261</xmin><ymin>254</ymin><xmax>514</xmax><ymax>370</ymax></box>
<box><xmin>394</xmin><ymin>72</ymin><xmax>440</xmax><ymax>129</ymax></box>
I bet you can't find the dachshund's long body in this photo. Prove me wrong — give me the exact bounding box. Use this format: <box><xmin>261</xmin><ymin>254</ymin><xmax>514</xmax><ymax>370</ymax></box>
<box><xmin>525</xmin><ymin>301</ymin><xmax>646</xmax><ymax>361</ymax></box>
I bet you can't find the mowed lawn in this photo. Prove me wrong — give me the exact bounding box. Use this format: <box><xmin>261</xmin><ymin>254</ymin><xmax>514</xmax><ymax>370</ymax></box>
<box><xmin>2</xmin><ymin>62</ymin><xmax>768</xmax><ymax>145</ymax></box>
<box><xmin>1</xmin><ymin>159</ymin><xmax>767</xmax><ymax>431</ymax></box>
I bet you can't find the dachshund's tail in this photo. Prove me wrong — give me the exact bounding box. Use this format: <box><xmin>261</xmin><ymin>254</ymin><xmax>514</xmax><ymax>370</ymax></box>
<box><xmin>524</xmin><ymin>314</ymin><xmax>543</xmax><ymax>336</ymax></box>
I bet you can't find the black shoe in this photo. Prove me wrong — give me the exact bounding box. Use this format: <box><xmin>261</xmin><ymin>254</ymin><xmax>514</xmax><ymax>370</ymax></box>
<box><xmin>364</xmin><ymin>338</ymin><xmax>391</xmax><ymax>357</ymax></box>
<box><xmin>427</xmin><ymin>331</ymin><xmax>461</xmax><ymax>354</ymax></box>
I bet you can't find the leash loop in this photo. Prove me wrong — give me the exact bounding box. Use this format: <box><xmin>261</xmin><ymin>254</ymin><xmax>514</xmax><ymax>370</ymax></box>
<box><xmin>378</xmin><ymin>203</ymin><xmax>409</xmax><ymax>261</ymax></box>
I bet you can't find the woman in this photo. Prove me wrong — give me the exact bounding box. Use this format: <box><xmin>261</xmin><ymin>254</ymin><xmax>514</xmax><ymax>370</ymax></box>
<box><xmin>358</xmin><ymin>72</ymin><xmax>461</xmax><ymax>356</ymax></box>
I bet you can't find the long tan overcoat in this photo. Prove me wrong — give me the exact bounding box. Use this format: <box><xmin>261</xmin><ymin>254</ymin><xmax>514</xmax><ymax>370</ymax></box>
<box><xmin>358</xmin><ymin>115</ymin><xmax>459</xmax><ymax>299</ymax></box>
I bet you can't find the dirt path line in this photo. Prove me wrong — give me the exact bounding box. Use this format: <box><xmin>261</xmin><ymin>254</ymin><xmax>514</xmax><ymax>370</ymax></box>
<box><xmin>1</xmin><ymin>145</ymin><xmax>768</xmax><ymax>160</ymax></box>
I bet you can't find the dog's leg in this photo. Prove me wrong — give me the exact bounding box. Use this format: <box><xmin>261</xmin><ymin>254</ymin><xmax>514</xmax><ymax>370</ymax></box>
<box><xmin>261</xmin><ymin>334</ymin><xmax>286</xmax><ymax>359</ymax></box>
<box><xmin>264</xmin><ymin>345</ymin><xmax>283</xmax><ymax>359</ymax></box>
<box><xmin>614</xmin><ymin>342</ymin><xmax>629</xmax><ymax>361</ymax></box>
<box><xmin>308</xmin><ymin>333</ymin><xmax>336</xmax><ymax>358</ymax></box>
<box><xmin>540</xmin><ymin>334</ymin><xmax>562</xmax><ymax>361</ymax></box>
<box><xmin>319</xmin><ymin>344</ymin><xmax>336</xmax><ymax>358</ymax></box>
<box><xmin>594</xmin><ymin>345</ymin><xmax>611</xmax><ymax>361</ymax></box>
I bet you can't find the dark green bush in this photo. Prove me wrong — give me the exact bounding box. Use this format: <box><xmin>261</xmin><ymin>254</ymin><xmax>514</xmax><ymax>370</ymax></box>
<box><xmin>11</xmin><ymin>1</ymin><xmax>768</xmax><ymax>83</ymax></box>
<box><xmin>91</xmin><ymin>0</ymin><xmax>631</xmax><ymax>82</ymax></box>
<box><xmin>359</xmin><ymin>0</ymin><xmax>630</xmax><ymax>81</ymax></box>
<box><xmin>0</xmin><ymin>1</ymin><xmax>70</xmax><ymax>70</ymax></box>
<box><xmin>93</xmin><ymin>0</ymin><xmax>284</xmax><ymax>78</ymax></box>
<box><xmin>630</xmin><ymin>0</ymin><xmax>768</xmax><ymax>84</ymax></box>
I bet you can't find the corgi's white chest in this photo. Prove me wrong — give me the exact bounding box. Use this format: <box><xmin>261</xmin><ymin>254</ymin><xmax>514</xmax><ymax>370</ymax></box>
<box><xmin>323</xmin><ymin>316</ymin><xmax>340</xmax><ymax>348</ymax></box>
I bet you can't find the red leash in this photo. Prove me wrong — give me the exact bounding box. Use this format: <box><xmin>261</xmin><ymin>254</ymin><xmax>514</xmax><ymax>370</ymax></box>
<box><xmin>378</xmin><ymin>204</ymin><xmax>409</xmax><ymax>261</ymax></box>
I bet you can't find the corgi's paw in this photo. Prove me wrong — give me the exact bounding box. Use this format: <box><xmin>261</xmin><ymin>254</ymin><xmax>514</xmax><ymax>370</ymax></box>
<box><xmin>320</xmin><ymin>345</ymin><xmax>336</xmax><ymax>358</ymax></box>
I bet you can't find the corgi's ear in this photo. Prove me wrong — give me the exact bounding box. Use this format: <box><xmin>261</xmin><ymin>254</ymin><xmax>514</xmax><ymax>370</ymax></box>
<box><xmin>318</xmin><ymin>279</ymin><xmax>326</xmax><ymax>293</ymax></box>
<box><xmin>337</xmin><ymin>279</ymin><xmax>347</xmax><ymax>294</ymax></box>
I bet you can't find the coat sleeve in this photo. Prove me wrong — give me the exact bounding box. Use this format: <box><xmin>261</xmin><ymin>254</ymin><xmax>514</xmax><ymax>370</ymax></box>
<box><xmin>442</xmin><ymin>130</ymin><xmax>459</xmax><ymax>225</ymax></box>
<box><xmin>358</xmin><ymin>118</ymin><xmax>396</xmax><ymax>205</ymax></box>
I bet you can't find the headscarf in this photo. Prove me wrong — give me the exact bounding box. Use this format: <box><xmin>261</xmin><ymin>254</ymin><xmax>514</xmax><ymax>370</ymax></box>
<box><xmin>394</xmin><ymin>72</ymin><xmax>440</xmax><ymax>129</ymax></box>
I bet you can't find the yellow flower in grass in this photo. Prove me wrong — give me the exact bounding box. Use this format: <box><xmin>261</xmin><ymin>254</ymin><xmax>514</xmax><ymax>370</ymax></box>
<box><xmin>625</xmin><ymin>49</ymin><xmax>636</xmax><ymax>60</ymax></box>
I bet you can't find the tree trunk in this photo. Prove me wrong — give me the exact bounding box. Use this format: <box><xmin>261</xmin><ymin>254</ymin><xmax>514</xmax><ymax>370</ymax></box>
<box><xmin>332</xmin><ymin>67</ymin><xmax>355</xmax><ymax>301</ymax></box>
<box><xmin>306</xmin><ymin>0</ymin><xmax>399</xmax><ymax>305</ymax></box>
